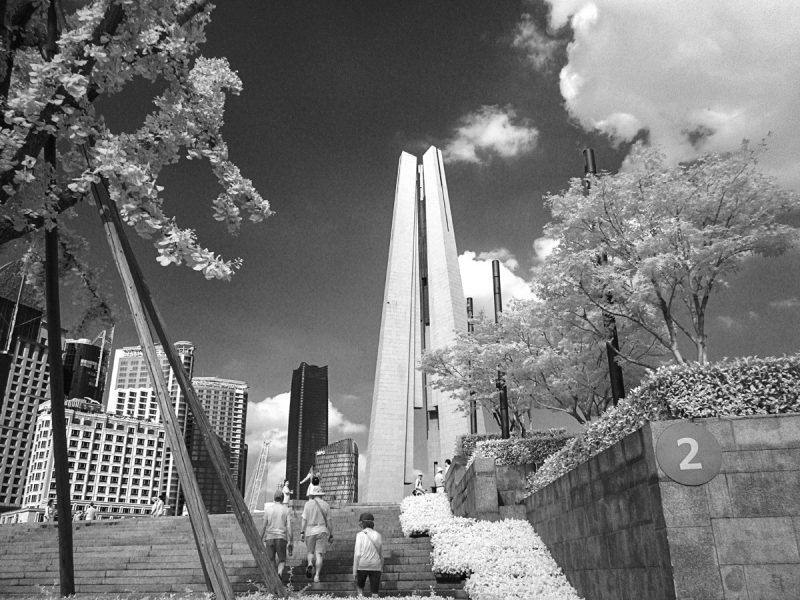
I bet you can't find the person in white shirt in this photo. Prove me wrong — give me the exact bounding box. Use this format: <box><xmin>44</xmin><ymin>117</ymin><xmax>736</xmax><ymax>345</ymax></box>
<box><xmin>300</xmin><ymin>479</ymin><xmax>333</xmax><ymax>584</ymax></box>
<box><xmin>412</xmin><ymin>473</ymin><xmax>425</xmax><ymax>496</ymax></box>
<box><xmin>44</xmin><ymin>499</ymin><xmax>55</xmax><ymax>523</ymax></box>
<box><xmin>352</xmin><ymin>512</ymin><xmax>383</xmax><ymax>597</ymax></box>
<box><xmin>84</xmin><ymin>503</ymin><xmax>97</xmax><ymax>521</ymax></box>
<box><xmin>151</xmin><ymin>493</ymin><xmax>166</xmax><ymax>518</ymax></box>
<box><xmin>282</xmin><ymin>480</ymin><xmax>293</xmax><ymax>505</ymax></box>
<box><xmin>261</xmin><ymin>490</ymin><xmax>293</xmax><ymax>581</ymax></box>
<box><xmin>434</xmin><ymin>467</ymin><xmax>445</xmax><ymax>493</ymax></box>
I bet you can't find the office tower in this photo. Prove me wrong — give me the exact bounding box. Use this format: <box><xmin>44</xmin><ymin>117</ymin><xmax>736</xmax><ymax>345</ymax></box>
<box><xmin>315</xmin><ymin>438</ymin><xmax>358</xmax><ymax>503</ymax></box>
<box><xmin>22</xmin><ymin>398</ymin><xmax>165</xmax><ymax>519</ymax></box>
<box><xmin>63</xmin><ymin>335</ymin><xmax>111</xmax><ymax>403</ymax></box>
<box><xmin>286</xmin><ymin>363</ymin><xmax>328</xmax><ymax>498</ymax></box>
<box><xmin>365</xmin><ymin>147</ymin><xmax>484</xmax><ymax>502</ymax></box>
<box><xmin>184</xmin><ymin>420</ymin><xmax>233</xmax><ymax>514</ymax></box>
<box><xmin>0</xmin><ymin>267</ymin><xmax>50</xmax><ymax>513</ymax></box>
<box><xmin>191</xmin><ymin>377</ymin><xmax>248</xmax><ymax>493</ymax></box>
<box><xmin>106</xmin><ymin>342</ymin><xmax>195</xmax><ymax>510</ymax></box>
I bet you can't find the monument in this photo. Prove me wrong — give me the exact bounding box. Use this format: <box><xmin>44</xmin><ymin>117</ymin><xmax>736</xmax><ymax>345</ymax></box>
<box><xmin>364</xmin><ymin>146</ymin><xmax>484</xmax><ymax>502</ymax></box>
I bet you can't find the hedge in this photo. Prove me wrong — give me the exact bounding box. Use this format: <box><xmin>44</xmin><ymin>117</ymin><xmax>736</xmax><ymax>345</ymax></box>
<box><xmin>466</xmin><ymin>429</ymin><xmax>573</xmax><ymax>469</ymax></box>
<box><xmin>526</xmin><ymin>355</ymin><xmax>800</xmax><ymax>495</ymax></box>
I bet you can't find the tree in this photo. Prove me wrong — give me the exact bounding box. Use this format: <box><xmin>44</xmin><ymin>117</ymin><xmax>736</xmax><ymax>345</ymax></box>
<box><xmin>541</xmin><ymin>142</ymin><xmax>799</xmax><ymax>365</ymax></box>
<box><xmin>420</xmin><ymin>299</ymin><xmax>651</xmax><ymax>426</ymax></box>
<box><xmin>0</xmin><ymin>0</ymin><xmax>271</xmax><ymax>329</ymax></box>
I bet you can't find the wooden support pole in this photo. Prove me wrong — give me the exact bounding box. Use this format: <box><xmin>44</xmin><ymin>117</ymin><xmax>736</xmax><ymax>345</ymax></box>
<box><xmin>93</xmin><ymin>188</ymin><xmax>235</xmax><ymax>600</ymax></box>
<box><xmin>90</xmin><ymin>176</ymin><xmax>285</xmax><ymax>596</ymax></box>
<box><xmin>44</xmin><ymin>204</ymin><xmax>75</xmax><ymax>597</ymax></box>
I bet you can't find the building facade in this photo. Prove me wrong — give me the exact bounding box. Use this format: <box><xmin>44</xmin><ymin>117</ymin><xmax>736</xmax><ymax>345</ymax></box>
<box><xmin>364</xmin><ymin>147</ymin><xmax>484</xmax><ymax>502</ymax></box>
<box><xmin>315</xmin><ymin>438</ymin><xmax>358</xmax><ymax>504</ymax></box>
<box><xmin>63</xmin><ymin>336</ymin><xmax>110</xmax><ymax>403</ymax></box>
<box><xmin>191</xmin><ymin>376</ymin><xmax>248</xmax><ymax>494</ymax></box>
<box><xmin>22</xmin><ymin>398</ymin><xmax>165</xmax><ymax>518</ymax></box>
<box><xmin>0</xmin><ymin>270</ymin><xmax>50</xmax><ymax>513</ymax></box>
<box><xmin>106</xmin><ymin>342</ymin><xmax>195</xmax><ymax>510</ymax></box>
<box><xmin>286</xmin><ymin>363</ymin><xmax>328</xmax><ymax>498</ymax></box>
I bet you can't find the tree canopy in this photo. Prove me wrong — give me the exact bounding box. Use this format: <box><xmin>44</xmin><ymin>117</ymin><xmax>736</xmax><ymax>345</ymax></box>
<box><xmin>422</xmin><ymin>142</ymin><xmax>800</xmax><ymax>424</ymax></box>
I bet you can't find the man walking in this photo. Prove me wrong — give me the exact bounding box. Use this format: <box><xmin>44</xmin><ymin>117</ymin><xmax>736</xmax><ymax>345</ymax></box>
<box><xmin>84</xmin><ymin>502</ymin><xmax>97</xmax><ymax>521</ymax></box>
<box><xmin>300</xmin><ymin>478</ymin><xmax>333</xmax><ymax>584</ymax></box>
<box><xmin>261</xmin><ymin>490</ymin><xmax>293</xmax><ymax>581</ymax></box>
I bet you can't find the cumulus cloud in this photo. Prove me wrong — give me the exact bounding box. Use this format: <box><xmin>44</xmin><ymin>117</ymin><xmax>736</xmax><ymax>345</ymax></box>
<box><xmin>443</xmin><ymin>105</ymin><xmax>539</xmax><ymax>164</ymax></box>
<box><xmin>541</xmin><ymin>1</ymin><xmax>800</xmax><ymax>189</ymax></box>
<box><xmin>459</xmin><ymin>250</ymin><xmax>534</xmax><ymax>317</ymax></box>
<box><xmin>244</xmin><ymin>393</ymin><xmax>366</xmax><ymax>500</ymax></box>
<box><xmin>513</xmin><ymin>13</ymin><xmax>562</xmax><ymax>71</ymax></box>
<box><xmin>769</xmin><ymin>297</ymin><xmax>800</xmax><ymax>310</ymax></box>
<box><xmin>532</xmin><ymin>237</ymin><xmax>559</xmax><ymax>264</ymax></box>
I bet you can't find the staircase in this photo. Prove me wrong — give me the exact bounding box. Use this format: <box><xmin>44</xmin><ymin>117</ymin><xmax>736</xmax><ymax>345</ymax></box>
<box><xmin>284</xmin><ymin>503</ymin><xmax>466</xmax><ymax>597</ymax></box>
<box><xmin>0</xmin><ymin>503</ymin><xmax>466</xmax><ymax>598</ymax></box>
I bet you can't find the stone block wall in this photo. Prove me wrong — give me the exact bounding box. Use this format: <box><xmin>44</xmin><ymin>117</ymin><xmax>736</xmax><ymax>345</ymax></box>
<box><xmin>525</xmin><ymin>424</ymin><xmax>674</xmax><ymax>599</ymax></box>
<box><xmin>525</xmin><ymin>415</ymin><xmax>800</xmax><ymax>600</ymax></box>
<box><xmin>448</xmin><ymin>456</ymin><xmax>528</xmax><ymax>521</ymax></box>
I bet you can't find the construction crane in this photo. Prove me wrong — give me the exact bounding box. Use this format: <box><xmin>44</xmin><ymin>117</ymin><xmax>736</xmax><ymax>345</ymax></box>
<box><xmin>245</xmin><ymin>439</ymin><xmax>271</xmax><ymax>512</ymax></box>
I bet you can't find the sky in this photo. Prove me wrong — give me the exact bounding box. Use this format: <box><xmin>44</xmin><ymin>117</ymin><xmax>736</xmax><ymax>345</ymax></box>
<box><xmin>24</xmin><ymin>1</ymin><xmax>800</xmax><ymax>501</ymax></box>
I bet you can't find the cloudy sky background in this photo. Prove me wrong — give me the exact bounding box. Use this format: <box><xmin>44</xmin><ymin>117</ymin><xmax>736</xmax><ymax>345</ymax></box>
<box><xmin>56</xmin><ymin>1</ymin><xmax>800</xmax><ymax>501</ymax></box>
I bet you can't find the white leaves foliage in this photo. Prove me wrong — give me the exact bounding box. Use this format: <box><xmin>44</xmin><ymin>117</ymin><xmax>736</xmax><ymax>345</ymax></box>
<box><xmin>1</xmin><ymin>0</ymin><xmax>271</xmax><ymax>280</ymax></box>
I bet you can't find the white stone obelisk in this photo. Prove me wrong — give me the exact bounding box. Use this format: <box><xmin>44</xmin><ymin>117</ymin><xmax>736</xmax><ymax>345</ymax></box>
<box><xmin>364</xmin><ymin>147</ymin><xmax>483</xmax><ymax>503</ymax></box>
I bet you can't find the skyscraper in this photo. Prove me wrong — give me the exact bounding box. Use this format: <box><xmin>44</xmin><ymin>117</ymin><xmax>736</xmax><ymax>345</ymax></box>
<box><xmin>63</xmin><ymin>336</ymin><xmax>111</xmax><ymax>403</ymax></box>
<box><xmin>191</xmin><ymin>377</ymin><xmax>248</xmax><ymax>494</ymax></box>
<box><xmin>286</xmin><ymin>363</ymin><xmax>328</xmax><ymax>498</ymax></box>
<box><xmin>364</xmin><ymin>147</ymin><xmax>484</xmax><ymax>502</ymax></box>
<box><xmin>315</xmin><ymin>438</ymin><xmax>358</xmax><ymax>504</ymax></box>
<box><xmin>106</xmin><ymin>342</ymin><xmax>195</xmax><ymax>510</ymax></box>
<box><xmin>0</xmin><ymin>267</ymin><xmax>50</xmax><ymax>513</ymax></box>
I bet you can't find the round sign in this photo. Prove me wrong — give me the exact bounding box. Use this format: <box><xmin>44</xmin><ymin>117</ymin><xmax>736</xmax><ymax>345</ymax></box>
<box><xmin>655</xmin><ymin>422</ymin><xmax>722</xmax><ymax>486</ymax></box>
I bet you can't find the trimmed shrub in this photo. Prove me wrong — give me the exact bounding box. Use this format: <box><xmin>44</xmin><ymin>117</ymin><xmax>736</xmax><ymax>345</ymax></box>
<box><xmin>466</xmin><ymin>429</ymin><xmax>573</xmax><ymax>469</ymax></box>
<box><xmin>527</xmin><ymin>355</ymin><xmax>800</xmax><ymax>495</ymax></box>
<box><xmin>456</xmin><ymin>433</ymin><xmax>502</xmax><ymax>458</ymax></box>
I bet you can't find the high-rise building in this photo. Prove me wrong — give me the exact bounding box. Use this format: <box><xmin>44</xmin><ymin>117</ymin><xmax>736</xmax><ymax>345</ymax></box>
<box><xmin>0</xmin><ymin>267</ymin><xmax>50</xmax><ymax>513</ymax></box>
<box><xmin>286</xmin><ymin>363</ymin><xmax>328</xmax><ymax>497</ymax></box>
<box><xmin>315</xmin><ymin>438</ymin><xmax>358</xmax><ymax>504</ymax></box>
<box><xmin>106</xmin><ymin>342</ymin><xmax>195</xmax><ymax>510</ymax></box>
<box><xmin>184</xmin><ymin>419</ymin><xmax>233</xmax><ymax>514</ymax></box>
<box><xmin>22</xmin><ymin>398</ymin><xmax>165</xmax><ymax>519</ymax></box>
<box><xmin>63</xmin><ymin>335</ymin><xmax>111</xmax><ymax>403</ymax></box>
<box><xmin>191</xmin><ymin>377</ymin><xmax>248</xmax><ymax>494</ymax></box>
<box><xmin>365</xmin><ymin>147</ymin><xmax>485</xmax><ymax>502</ymax></box>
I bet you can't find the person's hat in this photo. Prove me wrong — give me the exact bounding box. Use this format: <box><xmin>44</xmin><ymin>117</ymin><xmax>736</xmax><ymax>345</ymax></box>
<box><xmin>359</xmin><ymin>512</ymin><xmax>374</xmax><ymax>522</ymax></box>
<box><xmin>437</xmin><ymin>467</ymin><xmax>443</xmax><ymax>472</ymax></box>
<box><xmin>307</xmin><ymin>484</ymin><xmax>325</xmax><ymax>497</ymax></box>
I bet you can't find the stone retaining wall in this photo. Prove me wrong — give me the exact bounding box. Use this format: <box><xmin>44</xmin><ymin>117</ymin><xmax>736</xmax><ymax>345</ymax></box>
<box><xmin>526</xmin><ymin>414</ymin><xmax>800</xmax><ymax>600</ymax></box>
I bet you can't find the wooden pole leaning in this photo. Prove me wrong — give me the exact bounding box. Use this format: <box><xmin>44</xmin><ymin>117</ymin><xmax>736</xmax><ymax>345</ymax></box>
<box><xmin>92</xmin><ymin>187</ymin><xmax>235</xmax><ymax>600</ymax></box>
<box><xmin>43</xmin><ymin>140</ymin><xmax>75</xmax><ymax>597</ymax></box>
<box><xmin>90</xmin><ymin>178</ymin><xmax>286</xmax><ymax>597</ymax></box>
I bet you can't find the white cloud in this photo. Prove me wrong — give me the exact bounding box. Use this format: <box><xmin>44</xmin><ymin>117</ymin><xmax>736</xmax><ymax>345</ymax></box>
<box><xmin>532</xmin><ymin>237</ymin><xmax>559</xmax><ymax>264</ymax></box>
<box><xmin>542</xmin><ymin>1</ymin><xmax>800</xmax><ymax>189</ymax></box>
<box><xmin>715</xmin><ymin>315</ymin><xmax>738</xmax><ymax>330</ymax></box>
<box><xmin>769</xmin><ymin>297</ymin><xmax>800</xmax><ymax>310</ymax></box>
<box><xmin>443</xmin><ymin>105</ymin><xmax>539</xmax><ymax>164</ymax></box>
<box><xmin>459</xmin><ymin>250</ymin><xmax>534</xmax><ymax>317</ymax></box>
<box><xmin>243</xmin><ymin>393</ymin><xmax>367</xmax><ymax>503</ymax></box>
<box><xmin>513</xmin><ymin>13</ymin><xmax>562</xmax><ymax>71</ymax></box>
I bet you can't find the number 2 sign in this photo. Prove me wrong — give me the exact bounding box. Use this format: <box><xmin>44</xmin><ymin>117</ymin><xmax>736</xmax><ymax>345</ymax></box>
<box><xmin>655</xmin><ymin>422</ymin><xmax>722</xmax><ymax>486</ymax></box>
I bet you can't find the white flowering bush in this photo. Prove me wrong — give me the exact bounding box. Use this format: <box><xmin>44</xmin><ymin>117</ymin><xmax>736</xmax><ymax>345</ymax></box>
<box><xmin>399</xmin><ymin>492</ymin><xmax>453</xmax><ymax>536</ymax></box>
<box><xmin>527</xmin><ymin>355</ymin><xmax>800</xmax><ymax>495</ymax></box>
<box><xmin>466</xmin><ymin>429</ymin><xmax>573</xmax><ymax>469</ymax></box>
<box><xmin>400</xmin><ymin>493</ymin><xmax>582</xmax><ymax>599</ymax></box>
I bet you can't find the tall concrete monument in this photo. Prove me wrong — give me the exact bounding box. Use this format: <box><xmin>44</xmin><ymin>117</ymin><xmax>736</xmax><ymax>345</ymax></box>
<box><xmin>364</xmin><ymin>146</ymin><xmax>484</xmax><ymax>502</ymax></box>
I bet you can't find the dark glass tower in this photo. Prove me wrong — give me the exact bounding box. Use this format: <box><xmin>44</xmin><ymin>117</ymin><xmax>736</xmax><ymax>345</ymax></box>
<box><xmin>63</xmin><ymin>339</ymin><xmax>109</xmax><ymax>402</ymax></box>
<box><xmin>286</xmin><ymin>363</ymin><xmax>328</xmax><ymax>498</ymax></box>
<box><xmin>316</xmin><ymin>438</ymin><xmax>358</xmax><ymax>503</ymax></box>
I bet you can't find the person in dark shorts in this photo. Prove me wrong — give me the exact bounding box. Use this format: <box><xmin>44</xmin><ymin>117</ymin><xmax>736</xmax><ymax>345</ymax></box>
<box><xmin>353</xmin><ymin>512</ymin><xmax>383</xmax><ymax>597</ymax></box>
<box><xmin>261</xmin><ymin>490</ymin><xmax>293</xmax><ymax>581</ymax></box>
